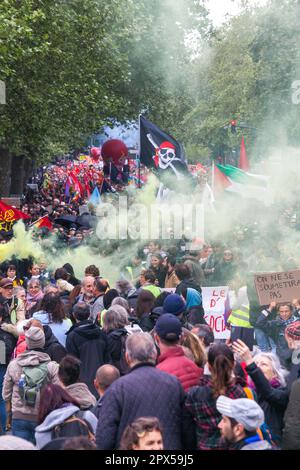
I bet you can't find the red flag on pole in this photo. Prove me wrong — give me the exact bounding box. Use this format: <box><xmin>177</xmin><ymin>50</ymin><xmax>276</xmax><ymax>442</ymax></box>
<box><xmin>32</xmin><ymin>215</ymin><xmax>53</xmax><ymax>231</ymax></box>
<box><xmin>0</xmin><ymin>200</ymin><xmax>30</xmax><ymax>232</ymax></box>
<box><xmin>238</xmin><ymin>136</ymin><xmax>250</xmax><ymax>171</ymax></box>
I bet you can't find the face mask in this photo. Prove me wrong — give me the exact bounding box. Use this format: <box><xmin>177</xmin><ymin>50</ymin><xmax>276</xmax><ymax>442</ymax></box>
<box><xmin>180</xmin><ymin>245</ymin><xmax>186</xmax><ymax>251</ymax></box>
<box><xmin>143</xmin><ymin>248</ymin><xmax>149</xmax><ymax>255</ymax></box>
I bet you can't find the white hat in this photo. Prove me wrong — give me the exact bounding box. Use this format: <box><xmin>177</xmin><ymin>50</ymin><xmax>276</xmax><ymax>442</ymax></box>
<box><xmin>216</xmin><ymin>396</ymin><xmax>264</xmax><ymax>431</ymax></box>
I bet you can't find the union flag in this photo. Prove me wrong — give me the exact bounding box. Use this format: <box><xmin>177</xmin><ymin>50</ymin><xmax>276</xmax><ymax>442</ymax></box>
<box><xmin>0</xmin><ymin>200</ymin><xmax>30</xmax><ymax>232</ymax></box>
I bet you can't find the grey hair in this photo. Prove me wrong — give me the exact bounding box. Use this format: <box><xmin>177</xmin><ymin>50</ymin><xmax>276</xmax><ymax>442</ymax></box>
<box><xmin>13</xmin><ymin>286</ymin><xmax>26</xmax><ymax>297</ymax></box>
<box><xmin>102</xmin><ymin>305</ymin><xmax>129</xmax><ymax>333</ymax></box>
<box><xmin>253</xmin><ymin>351</ymin><xmax>288</xmax><ymax>387</ymax></box>
<box><xmin>27</xmin><ymin>279</ymin><xmax>41</xmax><ymax>289</ymax></box>
<box><xmin>115</xmin><ymin>279</ymin><xmax>133</xmax><ymax>294</ymax></box>
<box><xmin>111</xmin><ymin>297</ymin><xmax>131</xmax><ymax>314</ymax></box>
<box><xmin>81</xmin><ymin>276</ymin><xmax>95</xmax><ymax>287</ymax></box>
<box><xmin>125</xmin><ymin>332</ymin><xmax>157</xmax><ymax>364</ymax></box>
<box><xmin>44</xmin><ymin>285</ymin><xmax>59</xmax><ymax>294</ymax></box>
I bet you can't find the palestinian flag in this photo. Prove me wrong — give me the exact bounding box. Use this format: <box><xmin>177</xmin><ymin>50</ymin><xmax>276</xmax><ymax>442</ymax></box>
<box><xmin>213</xmin><ymin>163</ymin><xmax>269</xmax><ymax>200</ymax></box>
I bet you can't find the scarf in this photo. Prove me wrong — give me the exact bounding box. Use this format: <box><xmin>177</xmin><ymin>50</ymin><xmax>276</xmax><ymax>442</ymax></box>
<box><xmin>186</xmin><ymin>287</ymin><xmax>202</xmax><ymax>309</ymax></box>
<box><xmin>249</xmin><ymin>376</ymin><xmax>282</xmax><ymax>391</ymax></box>
<box><xmin>26</xmin><ymin>291</ymin><xmax>44</xmax><ymax>311</ymax></box>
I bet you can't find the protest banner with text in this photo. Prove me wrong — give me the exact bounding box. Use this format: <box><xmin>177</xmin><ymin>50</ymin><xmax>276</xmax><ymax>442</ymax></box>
<box><xmin>254</xmin><ymin>270</ymin><xmax>300</xmax><ymax>305</ymax></box>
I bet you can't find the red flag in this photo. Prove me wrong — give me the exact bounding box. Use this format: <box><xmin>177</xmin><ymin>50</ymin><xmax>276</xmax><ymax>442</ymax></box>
<box><xmin>213</xmin><ymin>163</ymin><xmax>231</xmax><ymax>194</ymax></box>
<box><xmin>0</xmin><ymin>200</ymin><xmax>30</xmax><ymax>232</ymax></box>
<box><xmin>83</xmin><ymin>175</ymin><xmax>91</xmax><ymax>198</ymax></box>
<box><xmin>238</xmin><ymin>136</ymin><xmax>250</xmax><ymax>171</ymax></box>
<box><xmin>33</xmin><ymin>215</ymin><xmax>53</xmax><ymax>231</ymax></box>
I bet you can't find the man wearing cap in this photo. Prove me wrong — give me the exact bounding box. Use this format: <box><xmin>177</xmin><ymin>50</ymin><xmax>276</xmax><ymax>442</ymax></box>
<box><xmin>155</xmin><ymin>314</ymin><xmax>203</xmax><ymax>392</ymax></box>
<box><xmin>0</xmin><ymin>278</ymin><xmax>25</xmax><ymax>337</ymax></box>
<box><xmin>3</xmin><ymin>326</ymin><xmax>59</xmax><ymax>444</ymax></box>
<box><xmin>163</xmin><ymin>293</ymin><xmax>192</xmax><ymax>330</ymax></box>
<box><xmin>216</xmin><ymin>396</ymin><xmax>273</xmax><ymax>450</ymax></box>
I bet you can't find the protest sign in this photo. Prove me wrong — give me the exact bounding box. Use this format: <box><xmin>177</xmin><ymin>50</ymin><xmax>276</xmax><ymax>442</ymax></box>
<box><xmin>254</xmin><ymin>269</ymin><xmax>300</xmax><ymax>305</ymax></box>
<box><xmin>202</xmin><ymin>286</ymin><xmax>230</xmax><ymax>339</ymax></box>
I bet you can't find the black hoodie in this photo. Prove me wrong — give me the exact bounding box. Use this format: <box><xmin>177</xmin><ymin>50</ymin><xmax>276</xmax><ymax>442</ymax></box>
<box><xmin>43</xmin><ymin>325</ymin><xmax>67</xmax><ymax>363</ymax></box>
<box><xmin>66</xmin><ymin>320</ymin><xmax>111</xmax><ymax>397</ymax></box>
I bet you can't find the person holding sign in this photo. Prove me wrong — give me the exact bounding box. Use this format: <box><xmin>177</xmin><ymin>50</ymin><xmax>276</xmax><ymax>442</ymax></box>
<box><xmin>256</xmin><ymin>302</ymin><xmax>299</xmax><ymax>369</ymax></box>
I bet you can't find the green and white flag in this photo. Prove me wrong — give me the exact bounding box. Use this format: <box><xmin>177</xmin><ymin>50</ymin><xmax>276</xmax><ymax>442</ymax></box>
<box><xmin>215</xmin><ymin>164</ymin><xmax>270</xmax><ymax>201</ymax></box>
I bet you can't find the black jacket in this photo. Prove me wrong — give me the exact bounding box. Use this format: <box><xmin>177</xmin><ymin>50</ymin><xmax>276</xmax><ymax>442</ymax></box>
<box><xmin>151</xmin><ymin>266</ymin><xmax>167</xmax><ymax>288</ymax></box>
<box><xmin>43</xmin><ymin>325</ymin><xmax>67</xmax><ymax>364</ymax></box>
<box><xmin>66</xmin><ymin>320</ymin><xmax>111</xmax><ymax>397</ymax></box>
<box><xmin>187</xmin><ymin>305</ymin><xmax>207</xmax><ymax>326</ymax></box>
<box><xmin>176</xmin><ymin>279</ymin><xmax>202</xmax><ymax>296</ymax></box>
<box><xmin>0</xmin><ymin>327</ymin><xmax>17</xmax><ymax>364</ymax></box>
<box><xmin>138</xmin><ymin>313</ymin><xmax>155</xmax><ymax>332</ymax></box>
<box><xmin>282</xmin><ymin>378</ymin><xmax>300</xmax><ymax>449</ymax></box>
<box><xmin>106</xmin><ymin>328</ymin><xmax>129</xmax><ymax>375</ymax></box>
<box><xmin>245</xmin><ymin>362</ymin><xmax>289</xmax><ymax>445</ymax></box>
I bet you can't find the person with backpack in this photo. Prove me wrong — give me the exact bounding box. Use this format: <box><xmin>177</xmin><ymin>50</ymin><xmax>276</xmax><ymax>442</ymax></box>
<box><xmin>35</xmin><ymin>383</ymin><xmax>97</xmax><ymax>449</ymax></box>
<box><xmin>66</xmin><ymin>302</ymin><xmax>111</xmax><ymax>397</ymax></box>
<box><xmin>2</xmin><ymin>326</ymin><xmax>60</xmax><ymax>444</ymax></box>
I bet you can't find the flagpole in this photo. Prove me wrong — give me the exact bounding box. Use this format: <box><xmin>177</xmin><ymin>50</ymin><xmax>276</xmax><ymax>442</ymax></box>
<box><xmin>211</xmin><ymin>160</ymin><xmax>215</xmax><ymax>197</ymax></box>
<box><xmin>138</xmin><ymin>114</ymin><xmax>141</xmax><ymax>189</ymax></box>
<box><xmin>29</xmin><ymin>215</ymin><xmax>45</xmax><ymax>227</ymax></box>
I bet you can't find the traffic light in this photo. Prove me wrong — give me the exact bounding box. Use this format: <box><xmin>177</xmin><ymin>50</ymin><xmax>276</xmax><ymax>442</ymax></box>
<box><xmin>230</xmin><ymin>119</ymin><xmax>237</xmax><ymax>134</ymax></box>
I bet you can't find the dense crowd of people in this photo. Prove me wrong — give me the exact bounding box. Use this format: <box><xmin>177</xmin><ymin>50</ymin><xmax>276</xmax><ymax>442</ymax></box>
<box><xmin>1</xmin><ymin>156</ymin><xmax>300</xmax><ymax>452</ymax></box>
<box><xmin>0</xmin><ymin>235</ymin><xmax>300</xmax><ymax>451</ymax></box>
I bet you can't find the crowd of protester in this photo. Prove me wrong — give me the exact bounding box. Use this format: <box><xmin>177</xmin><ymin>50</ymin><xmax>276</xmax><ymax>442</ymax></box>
<box><xmin>1</xmin><ymin>156</ymin><xmax>300</xmax><ymax>451</ymax></box>
<box><xmin>0</xmin><ymin>236</ymin><xmax>300</xmax><ymax>451</ymax></box>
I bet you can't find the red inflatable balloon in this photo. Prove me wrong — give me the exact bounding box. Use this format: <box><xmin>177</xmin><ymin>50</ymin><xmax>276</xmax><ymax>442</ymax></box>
<box><xmin>90</xmin><ymin>147</ymin><xmax>101</xmax><ymax>159</ymax></box>
<box><xmin>101</xmin><ymin>139</ymin><xmax>128</xmax><ymax>165</ymax></box>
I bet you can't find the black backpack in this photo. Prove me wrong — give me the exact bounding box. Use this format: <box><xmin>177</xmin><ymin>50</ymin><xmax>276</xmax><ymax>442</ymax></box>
<box><xmin>51</xmin><ymin>410</ymin><xmax>95</xmax><ymax>442</ymax></box>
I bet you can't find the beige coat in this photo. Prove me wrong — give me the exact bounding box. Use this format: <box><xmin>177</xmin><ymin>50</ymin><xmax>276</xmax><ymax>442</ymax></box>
<box><xmin>2</xmin><ymin>350</ymin><xmax>59</xmax><ymax>420</ymax></box>
<box><xmin>65</xmin><ymin>382</ymin><xmax>97</xmax><ymax>409</ymax></box>
<box><xmin>164</xmin><ymin>270</ymin><xmax>180</xmax><ymax>289</ymax></box>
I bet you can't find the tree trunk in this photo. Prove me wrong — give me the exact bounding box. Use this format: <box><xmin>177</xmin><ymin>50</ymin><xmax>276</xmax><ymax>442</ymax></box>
<box><xmin>23</xmin><ymin>158</ymin><xmax>35</xmax><ymax>189</ymax></box>
<box><xmin>0</xmin><ymin>147</ymin><xmax>12</xmax><ymax>196</ymax></box>
<box><xmin>10</xmin><ymin>155</ymin><xmax>25</xmax><ymax>195</ymax></box>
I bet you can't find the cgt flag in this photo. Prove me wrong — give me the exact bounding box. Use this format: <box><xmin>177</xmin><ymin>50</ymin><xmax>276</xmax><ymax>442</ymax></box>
<box><xmin>139</xmin><ymin>115</ymin><xmax>188</xmax><ymax>182</ymax></box>
<box><xmin>0</xmin><ymin>200</ymin><xmax>30</xmax><ymax>232</ymax></box>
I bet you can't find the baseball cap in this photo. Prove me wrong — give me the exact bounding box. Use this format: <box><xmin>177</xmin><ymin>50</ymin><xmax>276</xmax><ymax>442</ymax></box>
<box><xmin>163</xmin><ymin>294</ymin><xmax>186</xmax><ymax>316</ymax></box>
<box><xmin>216</xmin><ymin>396</ymin><xmax>264</xmax><ymax>432</ymax></box>
<box><xmin>155</xmin><ymin>313</ymin><xmax>182</xmax><ymax>341</ymax></box>
<box><xmin>0</xmin><ymin>278</ymin><xmax>13</xmax><ymax>288</ymax></box>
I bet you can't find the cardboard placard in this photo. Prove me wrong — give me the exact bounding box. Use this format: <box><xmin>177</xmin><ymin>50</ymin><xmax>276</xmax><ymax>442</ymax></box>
<box><xmin>254</xmin><ymin>269</ymin><xmax>300</xmax><ymax>305</ymax></box>
<box><xmin>202</xmin><ymin>286</ymin><xmax>230</xmax><ymax>339</ymax></box>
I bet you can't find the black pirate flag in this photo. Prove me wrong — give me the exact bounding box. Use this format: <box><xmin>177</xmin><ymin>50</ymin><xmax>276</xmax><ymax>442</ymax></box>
<box><xmin>139</xmin><ymin>116</ymin><xmax>189</xmax><ymax>184</ymax></box>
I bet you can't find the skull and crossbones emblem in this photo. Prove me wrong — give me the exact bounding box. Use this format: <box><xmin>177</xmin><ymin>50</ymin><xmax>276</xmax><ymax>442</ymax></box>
<box><xmin>146</xmin><ymin>133</ymin><xmax>182</xmax><ymax>179</ymax></box>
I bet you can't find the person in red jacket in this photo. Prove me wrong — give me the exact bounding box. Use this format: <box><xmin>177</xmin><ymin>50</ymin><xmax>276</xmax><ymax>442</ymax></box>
<box><xmin>154</xmin><ymin>314</ymin><xmax>203</xmax><ymax>392</ymax></box>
